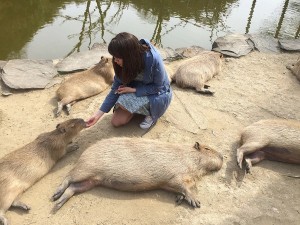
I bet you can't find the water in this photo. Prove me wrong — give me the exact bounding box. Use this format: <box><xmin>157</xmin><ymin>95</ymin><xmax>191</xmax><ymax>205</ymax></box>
<box><xmin>0</xmin><ymin>0</ymin><xmax>299</xmax><ymax>60</ymax></box>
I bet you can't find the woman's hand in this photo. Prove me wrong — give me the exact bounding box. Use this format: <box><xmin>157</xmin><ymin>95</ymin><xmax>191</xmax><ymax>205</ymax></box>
<box><xmin>86</xmin><ymin>110</ymin><xmax>104</xmax><ymax>127</ymax></box>
<box><xmin>116</xmin><ymin>85</ymin><xmax>136</xmax><ymax>94</ymax></box>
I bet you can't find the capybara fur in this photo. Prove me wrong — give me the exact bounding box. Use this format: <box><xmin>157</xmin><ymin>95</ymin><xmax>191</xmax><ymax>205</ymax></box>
<box><xmin>0</xmin><ymin>118</ymin><xmax>86</xmax><ymax>225</ymax></box>
<box><xmin>56</xmin><ymin>56</ymin><xmax>114</xmax><ymax>116</ymax></box>
<box><xmin>171</xmin><ymin>51</ymin><xmax>222</xmax><ymax>94</ymax></box>
<box><xmin>51</xmin><ymin>137</ymin><xmax>223</xmax><ymax>212</ymax></box>
<box><xmin>237</xmin><ymin>119</ymin><xmax>300</xmax><ymax>173</ymax></box>
<box><xmin>287</xmin><ymin>59</ymin><xmax>300</xmax><ymax>82</ymax></box>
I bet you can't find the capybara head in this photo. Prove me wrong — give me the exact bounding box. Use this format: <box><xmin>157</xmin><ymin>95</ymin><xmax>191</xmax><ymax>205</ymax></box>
<box><xmin>98</xmin><ymin>56</ymin><xmax>113</xmax><ymax>67</ymax></box>
<box><xmin>194</xmin><ymin>142</ymin><xmax>223</xmax><ymax>171</ymax></box>
<box><xmin>55</xmin><ymin>118</ymin><xmax>86</xmax><ymax>140</ymax></box>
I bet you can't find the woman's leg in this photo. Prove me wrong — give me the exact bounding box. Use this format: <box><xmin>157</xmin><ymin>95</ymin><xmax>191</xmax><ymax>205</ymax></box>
<box><xmin>111</xmin><ymin>105</ymin><xmax>133</xmax><ymax>127</ymax></box>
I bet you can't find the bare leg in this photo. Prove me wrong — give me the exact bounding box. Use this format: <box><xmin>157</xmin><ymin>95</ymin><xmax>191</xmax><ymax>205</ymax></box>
<box><xmin>245</xmin><ymin>151</ymin><xmax>266</xmax><ymax>174</ymax></box>
<box><xmin>111</xmin><ymin>105</ymin><xmax>133</xmax><ymax>127</ymax></box>
<box><xmin>162</xmin><ymin>176</ymin><xmax>200</xmax><ymax>208</ymax></box>
<box><xmin>237</xmin><ymin>141</ymin><xmax>268</xmax><ymax>169</ymax></box>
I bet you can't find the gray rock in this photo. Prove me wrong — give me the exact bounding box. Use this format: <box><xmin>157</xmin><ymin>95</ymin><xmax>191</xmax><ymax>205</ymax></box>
<box><xmin>212</xmin><ymin>33</ymin><xmax>254</xmax><ymax>57</ymax></box>
<box><xmin>2</xmin><ymin>59</ymin><xmax>57</xmax><ymax>89</ymax></box>
<box><xmin>278</xmin><ymin>39</ymin><xmax>300</xmax><ymax>51</ymax></box>
<box><xmin>248</xmin><ymin>34</ymin><xmax>281</xmax><ymax>53</ymax></box>
<box><xmin>56</xmin><ymin>44</ymin><xmax>110</xmax><ymax>73</ymax></box>
<box><xmin>175</xmin><ymin>46</ymin><xmax>205</xmax><ymax>58</ymax></box>
<box><xmin>155</xmin><ymin>46</ymin><xmax>181</xmax><ymax>61</ymax></box>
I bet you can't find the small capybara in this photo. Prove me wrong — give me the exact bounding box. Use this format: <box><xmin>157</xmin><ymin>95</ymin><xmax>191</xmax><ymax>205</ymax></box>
<box><xmin>51</xmin><ymin>137</ymin><xmax>223</xmax><ymax>212</ymax></box>
<box><xmin>56</xmin><ymin>56</ymin><xmax>114</xmax><ymax>116</ymax></box>
<box><xmin>237</xmin><ymin>119</ymin><xmax>300</xmax><ymax>173</ymax></box>
<box><xmin>0</xmin><ymin>118</ymin><xmax>86</xmax><ymax>225</ymax></box>
<box><xmin>287</xmin><ymin>59</ymin><xmax>300</xmax><ymax>81</ymax></box>
<box><xmin>171</xmin><ymin>51</ymin><xmax>222</xmax><ymax>94</ymax></box>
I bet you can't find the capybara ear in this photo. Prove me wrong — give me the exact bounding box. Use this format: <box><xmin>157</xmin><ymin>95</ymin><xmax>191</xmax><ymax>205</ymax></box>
<box><xmin>56</xmin><ymin>124</ymin><xmax>66</xmax><ymax>133</ymax></box>
<box><xmin>194</xmin><ymin>142</ymin><xmax>201</xmax><ymax>151</ymax></box>
<box><xmin>101</xmin><ymin>56</ymin><xmax>104</xmax><ymax>60</ymax></box>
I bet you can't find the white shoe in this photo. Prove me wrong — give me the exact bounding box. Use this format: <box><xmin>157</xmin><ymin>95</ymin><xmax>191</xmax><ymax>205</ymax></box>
<box><xmin>139</xmin><ymin>116</ymin><xmax>154</xmax><ymax>129</ymax></box>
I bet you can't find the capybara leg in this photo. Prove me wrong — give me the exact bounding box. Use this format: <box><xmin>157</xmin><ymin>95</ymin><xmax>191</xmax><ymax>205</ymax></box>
<box><xmin>245</xmin><ymin>151</ymin><xmax>266</xmax><ymax>174</ymax></box>
<box><xmin>52</xmin><ymin>176</ymin><xmax>71</xmax><ymax>201</ymax></box>
<box><xmin>0</xmin><ymin>214</ymin><xmax>8</xmax><ymax>225</ymax></box>
<box><xmin>196</xmin><ymin>87</ymin><xmax>215</xmax><ymax>95</ymax></box>
<box><xmin>66</xmin><ymin>143</ymin><xmax>79</xmax><ymax>153</ymax></box>
<box><xmin>66</xmin><ymin>104</ymin><xmax>72</xmax><ymax>115</ymax></box>
<box><xmin>56</xmin><ymin>101</ymin><xmax>64</xmax><ymax>117</ymax></box>
<box><xmin>164</xmin><ymin>177</ymin><xmax>200</xmax><ymax>208</ymax></box>
<box><xmin>11</xmin><ymin>200</ymin><xmax>30</xmax><ymax>211</ymax></box>
<box><xmin>52</xmin><ymin>179</ymin><xmax>98</xmax><ymax>213</ymax></box>
<box><xmin>237</xmin><ymin>141</ymin><xmax>267</xmax><ymax>169</ymax></box>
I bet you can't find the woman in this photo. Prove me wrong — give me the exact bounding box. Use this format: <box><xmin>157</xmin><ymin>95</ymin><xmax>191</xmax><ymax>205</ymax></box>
<box><xmin>86</xmin><ymin>32</ymin><xmax>172</xmax><ymax>129</ymax></box>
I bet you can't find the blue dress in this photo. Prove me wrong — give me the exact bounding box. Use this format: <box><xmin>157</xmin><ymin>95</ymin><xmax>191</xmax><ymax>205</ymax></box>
<box><xmin>100</xmin><ymin>39</ymin><xmax>172</xmax><ymax>122</ymax></box>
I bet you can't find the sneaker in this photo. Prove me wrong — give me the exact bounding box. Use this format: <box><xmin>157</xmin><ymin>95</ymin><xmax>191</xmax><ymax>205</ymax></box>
<box><xmin>139</xmin><ymin>116</ymin><xmax>154</xmax><ymax>129</ymax></box>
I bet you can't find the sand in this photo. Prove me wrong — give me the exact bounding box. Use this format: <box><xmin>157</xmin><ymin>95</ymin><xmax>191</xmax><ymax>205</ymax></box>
<box><xmin>0</xmin><ymin>51</ymin><xmax>299</xmax><ymax>225</ymax></box>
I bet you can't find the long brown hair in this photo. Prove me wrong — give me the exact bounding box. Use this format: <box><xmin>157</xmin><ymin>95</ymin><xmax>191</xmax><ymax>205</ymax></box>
<box><xmin>108</xmin><ymin>32</ymin><xmax>149</xmax><ymax>84</ymax></box>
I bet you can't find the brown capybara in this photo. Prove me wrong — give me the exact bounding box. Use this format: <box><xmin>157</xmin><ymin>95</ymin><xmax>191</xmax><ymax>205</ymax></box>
<box><xmin>237</xmin><ymin>119</ymin><xmax>300</xmax><ymax>173</ymax></box>
<box><xmin>51</xmin><ymin>137</ymin><xmax>223</xmax><ymax>212</ymax></box>
<box><xmin>56</xmin><ymin>56</ymin><xmax>114</xmax><ymax>116</ymax></box>
<box><xmin>171</xmin><ymin>51</ymin><xmax>223</xmax><ymax>94</ymax></box>
<box><xmin>0</xmin><ymin>118</ymin><xmax>86</xmax><ymax>225</ymax></box>
<box><xmin>287</xmin><ymin>59</ymin><xmax>300</xmax><ymax>82</ymax></box>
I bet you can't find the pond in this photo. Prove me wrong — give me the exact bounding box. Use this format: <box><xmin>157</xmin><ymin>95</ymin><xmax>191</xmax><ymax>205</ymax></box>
<box><xmin>0</xmin><ymin>0</ymin><xmax>299</xmax><ymax>60</ymax></box>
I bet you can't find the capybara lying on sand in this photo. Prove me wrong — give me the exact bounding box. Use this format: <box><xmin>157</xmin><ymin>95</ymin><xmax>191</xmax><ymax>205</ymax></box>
<box><xmin>0</xmin><ymin>119</ymin><xmax>86</xmax><ymax>225</ymax></box>
<box><xmin>52</xmin><ymin>137</ymin><xmax>223</xmax><ymax>212</ymax></box>
<box><xmin>237</xmin><ymin>119</ymin><xmax>300</xmax><ymax>173</ymax></box>
<box><xmin>56</xmin><ymin>56</ymin><xmax>114</xmax><ymax>116</ymax></box>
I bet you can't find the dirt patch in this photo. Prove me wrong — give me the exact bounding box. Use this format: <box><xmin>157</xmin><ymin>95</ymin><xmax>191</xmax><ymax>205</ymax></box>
<box><xmin>0</xmin><ymin>51</ymin><xmax>299</xmax><ymax>225</ymax></box>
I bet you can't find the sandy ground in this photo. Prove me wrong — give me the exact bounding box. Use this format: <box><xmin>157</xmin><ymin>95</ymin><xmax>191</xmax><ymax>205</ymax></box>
<box><xmin>0</xmin><ymin>51</ymin><xmax>300</xmax><ymax>225</ymax></box>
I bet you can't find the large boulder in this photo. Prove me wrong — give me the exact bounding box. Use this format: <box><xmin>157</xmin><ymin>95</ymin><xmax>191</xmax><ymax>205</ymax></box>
<box><xmin>2</xmin><ymin>59</ymin><xmax>57</xmax><ymax>89</ymax></box>
<box><xmin>212</xmin><ymin>33</ymin><xmax>254</xmax><ymax>57</ymax></box>
<box><xmin>248</xmin><ymin>34</ymin><xmax>280</xmax><ymax>53</ymax></box>
<box><xmin>279</xmin><ymin>39</ymin><xmax>300</xmax><ymax>51</ymax></box>
<box><xmin>55</xmin><ymin>43</ymin><xmax>110</xmax><ymax>73</ymax></box>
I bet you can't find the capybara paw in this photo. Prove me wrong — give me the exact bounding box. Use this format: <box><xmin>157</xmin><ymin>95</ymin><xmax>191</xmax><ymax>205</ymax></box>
<box><xmin>185</xmin><ymin>196</ymin><xmax>201</xmax><ymax>208</ymax></box>
<box><xmin>0</xmin><ymin>216</ymin><xmax>8</xmax><ymax>225</ymax></box>
<box><xmin>51</xmin><ymin>191</ymin><xmax>62</xmax><ymax>201</ymax></box>
<box><xmin>175</xmin><ymin>194</ymin><xmax>185</xmax><ymax>205</ymax></box>
<box><xmin>245</xmin><ymin>159</ymin><xmax>252</xmax><ymax>174</ymax></box>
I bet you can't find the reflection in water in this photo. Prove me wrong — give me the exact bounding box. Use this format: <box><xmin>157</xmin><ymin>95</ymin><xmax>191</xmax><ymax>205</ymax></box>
<box><xmin>0</xmin><ymin>0</ymin><xmax>299</xmax><ymax>60</ymax></box>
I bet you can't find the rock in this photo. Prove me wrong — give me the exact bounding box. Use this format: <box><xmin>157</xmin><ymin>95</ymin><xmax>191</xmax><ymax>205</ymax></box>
<box><xmin>56</xmin><ymin>43</ymin><xmax>110</xmax><ymax>73</ymax></box>
<box><xmin>154</xmin><ymin>46</ymin><xmax>181</xmax><ymax>61</ymax></box>
<box><xmin>175</xmin><ymin>46</ymin><xmax>206</xmax><ymax>58</ymax></box>
<box><xmin>2</xmin><ymin>59</ymin><xmax>57</xmax><ymax>89</ymax></box>
<box><xmin>212</xmin><ymin>33</ymin><xmax>254</xmax><ymax>57</ymax></box>
<box><xmin>248</xmin><ymin>34</ymin><xmax>280</xmax><ymax>53</ymax></box>
<box><xmin>278</xmin><ymin>39</ymin><xmax>300</xmax><ymax>51</ymax></box>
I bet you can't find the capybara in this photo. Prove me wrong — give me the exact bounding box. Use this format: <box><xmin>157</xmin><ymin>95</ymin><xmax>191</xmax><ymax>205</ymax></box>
<box><xmin>0</xmin><ymin>118</ymin><xmax>86</xmax><ymax>225</ymax></box>
<box><xmin>51</xmin><ymin>137</ymin><xmax>223</xmax><ymax>212</ymax></box>
<box><xmin>287</xmin><ymin>59</ymin><xmax>300</xmax><ymax>81</ymax></box>
<box><xmin>171</xmin><ymin>51</ymin><xmax>222</xmax><ymax>94</ymax></box>
<box><xmin>56</xmin><ymin>56</ymin><xmax>114</xmax><ymax>116</ymax></box>
<box><xmin>236</xmin><ymin>119</ymin><xmax>300</xmax><ymax>173</ymax></box>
